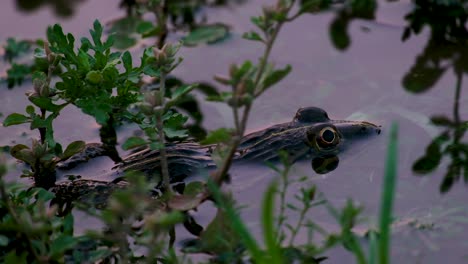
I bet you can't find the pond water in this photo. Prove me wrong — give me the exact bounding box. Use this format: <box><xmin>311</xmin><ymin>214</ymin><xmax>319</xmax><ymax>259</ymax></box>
<box><xmin>1</xmin><ymin>0</ymin><xmax>467</xmax><ymax>263</ymax></box>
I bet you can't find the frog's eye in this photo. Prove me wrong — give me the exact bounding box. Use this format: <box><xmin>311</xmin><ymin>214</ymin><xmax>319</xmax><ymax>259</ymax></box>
<box><xmin>306</xmin><ymin>125</ymin><xmax>341</xmax><ymax>151</ymax></box>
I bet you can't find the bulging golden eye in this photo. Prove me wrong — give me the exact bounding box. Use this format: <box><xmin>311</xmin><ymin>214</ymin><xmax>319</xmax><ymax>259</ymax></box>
<box><xmin>306</xmin><ymin>125</ymin><xmax>341</xmax><ymax>151</ymax></box>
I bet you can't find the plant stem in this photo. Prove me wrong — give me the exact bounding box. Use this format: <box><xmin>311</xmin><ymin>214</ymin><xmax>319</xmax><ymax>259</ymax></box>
<box><xmin>154</xmin><ymin>0</ymin><xmax>168</xmax><ymax>49</ymax></box>
<box><xmin>157</xmin><ymin>73</ymin><xmax>171</xmax><ymax>193</ymax></box>
<box><xmin>276</xmin><ymin>164</ymin><xmax>290</xmax><ymax>243</ymax></box>
<box><xmin>39</xmin><ymin>109</ymin><xmax>46</xmax><ymax>144</ymax></box>
<box><xmin>214</xmin><ymin>1</ymin><xmax>294</xmax><ymax>185</ymax></box>
<box><xmin>288</xmin><ymin>199</ymin><xmax>309</xmax><ymax>246</ymax></box>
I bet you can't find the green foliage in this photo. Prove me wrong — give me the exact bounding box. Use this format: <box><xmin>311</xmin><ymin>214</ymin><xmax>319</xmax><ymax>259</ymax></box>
<box><xmin>6</xmin><ymin>63</ymin><xmax>31</xmax><ymax>88</ymax></box>
<box><xmin>80</xmin><ymin>172</ymin><xmax>185</xmax><ymax>263</ymax></box>
<box><xmin>182</xmin><ymin>24</ymin><xmax>229</xmax><ymax>46</ymax></box>
<box><xmin>0</xmin><ymin>181</ymin><xmax>78</xmax><ymax>263</ymax></box>
<box><xmin>376</xmin><ymin>123</ymin><xmax>398</xmax><ymax>264</ymax></box>
<box><xmin>109</xmin><ymin>0</ymin><xmax>234</xmax><ymax>49</ymax></box>
<box><xmin>9</xmin><ymin>139</ymin><xmax>85</xmax><ymax>189</ymax></box>
<box><xmin>201</xmin><ymin>128</ymin><xmax>235</xmax><ymax>145</ymax></box>
<box><xmin>0</xmin><ymin>0</ymin><xmax>427</xmax><ymax>263</ymax></box>
<box><xmin>45</xmin><ymin>20</ymin><xmax>142</xmax><ymax>126</ymax></box>
<box><xmin>3</xmin><ymin>38</ymin><xmax>32</xmax><ymax>63</ymax></box>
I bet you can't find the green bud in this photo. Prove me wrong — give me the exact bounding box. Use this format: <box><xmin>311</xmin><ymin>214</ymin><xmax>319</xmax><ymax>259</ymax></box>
<box><xmin>86</xmin><ymin>70</ymin><xmax>103</xmax><ymax>84</ymax></box>
<box><xmin>32</xmin><ymin>139</ymin><xmax>47</xmax><ymax>158</ymax></box>
<box><xmin>33</xmin><ymin>78</ymin><xmax>49</xmax><ymax>97</ymax></box>
<box><xmin>152</xmin><ymin>47</ymin><xmax>167</xmax><ymax>66</ymax></box>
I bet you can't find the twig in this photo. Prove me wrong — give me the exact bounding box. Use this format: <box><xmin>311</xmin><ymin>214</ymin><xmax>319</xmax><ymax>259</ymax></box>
<box><xmin>156</xmin><ymin>73</ymin><xmax>171</xmax><ymax>193</ymax></box>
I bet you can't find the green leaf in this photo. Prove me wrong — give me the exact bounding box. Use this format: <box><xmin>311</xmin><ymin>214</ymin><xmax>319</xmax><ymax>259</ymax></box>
<box><xmin>201</xmin><ymin>128</ymin><xmax>234</xmax><ymax>145</ymax></box>
<box><xmin>4</xmin><ymin>38</ymin><xmax>31</xmax><ymax>62</ymax></box>
<box><xmin>50</xmin><ymin>234</ymin><xmax>77</xmax><ymax>259</ymax></box>
<box><xmin>10</xmin><ymin>144</ymin><xmax>35</xmax><ymax>165</ymax></box>
<box><xmin>77</xmin><ymin>49</ymin><xmax>91</xmax><ymax>72</ymax></box>
<box><xmin>378</xmin><ymin>122</ymin><xmax>398</xmax><ymax>264</ymax></box>
<box><xmin>122</xmin><ymin>51</ymin><xmax>132</xmax><ymax>73</ymax></box>
<box><xmin>6</xmin><ymin>63</ymin><xmax>31</xmax><ymax>88</ymax></box>
<box><xmin>242</xmin><ymin>31</ymin><xmax>264</xmax><ymax>42</ymax></box>
<box><xmin>163</xmin><ymin>113</ymin><xmax>189</xmax><ymax>139</ymax></box>
<box><xmin>122</xmin><ymin>136</ymin><xmax>147</xmax><ymax>150</ymax></box>
<box><xmin>182</xmin><ymin>24</ymin><xmax>229</xmax><ymax>47</ymax></box>
<box><xmin>163</xmin><ymin>127</ymin><xmax>188</xmax><ymax>139</ymax></box>
<box><xmin>61</xmin><ymin>141</ymin><xmax>86</xmax><ymax>160</ymax></box>
<box><xmin>28</xmin><ymin>97</ymin><xmax>67</xmax><ymax>113</ymax></box>
<box><xmin>63</xmin><ymin>213</ymin><xmax>74</xmax><ymax>235</ymax></box>
<box><xmin>35</xmin><ymin>188</ymin><xmax>56</xmax><ymax>201</ymax></box>
<box><xmin>4</xmin><ymin>251</ymin><xmax>27</xmax><ymax>264</ymax></box>
<box><xmin>33</xmin><ymin>47</ymin><xmax>46</xmax><ymax>59</ymax></box>
<box><xmin>207</xmin><ymin>180</ymin><xmax>263</xmax><ymax>260</ymax></box>
<box><xmin>114</xmin><ymin>34</ymin><xmax>138</xmax><ymax>50</ymax></box>
<box><xmin>299</xmin><ymin>0</ymin><xmax>333</xmax><ymax>13</ymax></box>
<box><xmin>262</xmin><ymin>181</ymin><xmax>282</xmax><ymax>264</ymax></box>
<box><xmin>3</xmin><ymin>113</ymin><xmax>30</xmax><ymax>126</ymax></box>
<box><xmin>91</xmin><ymin>19</ymin><xmax>104</xmax><ymax>48</ymax></box>
<box><xmin>136</xmin><ymin>21</ymin><xmax>155</xmax><ymax>35</ymax></box>
<box><xmin>262</xmin><ymin>64</ymin><xmax>292</xmax><ymax>91</ymax></box>
<box><xmin>171</xmin><ymin>84</ymin><xmax>197</xmax><ymax>100</ymax></box>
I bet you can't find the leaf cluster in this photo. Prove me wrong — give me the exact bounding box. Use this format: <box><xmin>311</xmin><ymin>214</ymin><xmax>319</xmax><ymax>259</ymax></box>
<box><xmin>0</xmin><ymin>183</ymin><xmax>78</xmax><ymax>263</ymax></box>
<box><xmin>45</xmin><ymin>20</ymin><xmax>143</xmax><ymax>125</ymax></box>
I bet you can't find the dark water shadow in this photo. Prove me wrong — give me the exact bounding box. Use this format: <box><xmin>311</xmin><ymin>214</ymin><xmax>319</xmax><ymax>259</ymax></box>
<box><xmin>399</xmin><ymin>0</ymin><xmax>468</xmax><ymax>193</ymax></box>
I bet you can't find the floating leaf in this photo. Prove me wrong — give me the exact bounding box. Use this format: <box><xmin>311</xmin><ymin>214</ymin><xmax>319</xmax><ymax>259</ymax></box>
<box><xmin>182</xmin><ymin>24</ymin><xmax>229</xmax><ymax>47</ymax></box>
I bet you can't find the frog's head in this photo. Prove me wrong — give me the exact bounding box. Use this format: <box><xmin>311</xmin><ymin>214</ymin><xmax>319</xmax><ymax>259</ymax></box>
<box><xmin>295</xmin><ymin>107</ymin><xmax>381</xmax><ymax>154</ymax></box>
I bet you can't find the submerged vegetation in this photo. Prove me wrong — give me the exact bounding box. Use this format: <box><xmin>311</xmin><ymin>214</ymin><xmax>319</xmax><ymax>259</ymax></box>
<box><xmin>0</xmin><ymin>0</ymin><xmax>466</xmax><ymax>263</ymax></box>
